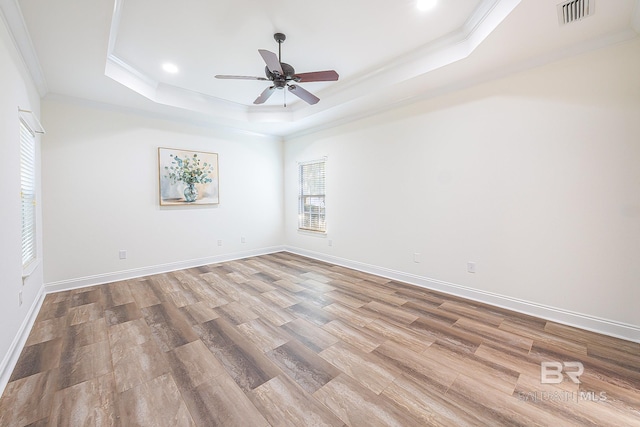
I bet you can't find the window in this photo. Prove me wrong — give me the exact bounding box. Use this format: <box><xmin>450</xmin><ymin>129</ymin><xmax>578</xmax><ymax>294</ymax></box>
<box><xmin>20</xmin><ymin>119</ymin><xmax>37</xmax><ymax>270</ymax></box>
<box><xmin>298</xmin><ymin>158</ymin><xmax>326</xmax><ymax>232</ymax></box>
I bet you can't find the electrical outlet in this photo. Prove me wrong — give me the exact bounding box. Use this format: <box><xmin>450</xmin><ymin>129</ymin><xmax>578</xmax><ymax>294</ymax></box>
<box><xmin>467</xmin><ymin>262</ymin><xmax>476</xmax><ymax>273</ymax></box>
<box><xmin>241</xmin><ymin>237</ymin><xmax>246</xmax><ymax>244</ymax></box>
<box><xmin>413</xmin><ymin>253</ymin><xmax>421</xmax><ymax>263</ymax></box>
<box><xmin>119</xmin><ymin>250</ymin><xmax>127</xmax><ymax>260</ymax></box>
<box><xmin>328</xmin><ymin>240</ymin><xmax>333</xmax><ymax>247</ymax></box>
<box><xmin>217</xmin><ymin>240</ymin><xmax>223</xmax><ymax>247</ymax></box>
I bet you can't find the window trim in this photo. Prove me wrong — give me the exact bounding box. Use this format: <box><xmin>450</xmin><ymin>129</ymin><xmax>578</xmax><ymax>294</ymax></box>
<box><xmin>297</xmin><ymin>157</ymin><xmax>327</xmax><ymax>234</ymax></box>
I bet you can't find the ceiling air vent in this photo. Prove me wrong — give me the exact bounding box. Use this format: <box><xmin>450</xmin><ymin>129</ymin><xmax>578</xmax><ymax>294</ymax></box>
<box><xmin>557</xmin><ymin>0</ymin><xmax>594</xmax><ymax>25</ymax></box>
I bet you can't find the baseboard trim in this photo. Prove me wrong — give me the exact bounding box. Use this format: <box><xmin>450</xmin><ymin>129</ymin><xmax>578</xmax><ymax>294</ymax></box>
<box><xmin>2</xmin><ymin>246</ymin><xmax>285</xmax><ymax>398</ymax></box>
<box><xmin>45</xmin><ymin>246</ymin><xmax>286</xmax><ymax>293</ymax></box>
<box><xmin>284</xmin><ymin>246</ymin><xmax>640</xmax><ymax>343</ymax></box>
<box><xmin>0</xmin><ymin>284</ymin><xmax>46</xmax><ymax>397</ymax></box>
<box><xmin>13</xmin><ymin>242</ymin><xmax>638</xmax><ymax>397</ymax></box>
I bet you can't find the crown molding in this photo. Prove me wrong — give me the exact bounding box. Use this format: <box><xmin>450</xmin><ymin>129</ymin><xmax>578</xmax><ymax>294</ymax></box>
<box><xmin>104</xmin><ymin>0</ymin><xmax>521</xmax><ymax>131</ymax></box>
<box><xmin>0</xmin><ymin>0</ymin><xmax>48</xmax><ymax>96</ymax></box>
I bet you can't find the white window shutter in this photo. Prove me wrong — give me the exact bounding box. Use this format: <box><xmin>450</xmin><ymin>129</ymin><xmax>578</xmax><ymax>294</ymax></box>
<box><xmin>20</xmin><ymin>119</ymin><xmax>37</xmax><ymax>269</ymax></box>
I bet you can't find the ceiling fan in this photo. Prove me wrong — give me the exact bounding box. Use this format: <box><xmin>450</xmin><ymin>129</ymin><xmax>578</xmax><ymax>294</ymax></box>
<box><xmin>215</xmin><ymin>33</ymin><xmax>339</xmax><ymax>106</ymax></box>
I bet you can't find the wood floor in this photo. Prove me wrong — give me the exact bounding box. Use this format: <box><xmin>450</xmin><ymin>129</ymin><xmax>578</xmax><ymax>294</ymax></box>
<box><xmin>1</xmin><ymin>253</ymin><xmax>639</xmax><ymax>426</ymax></box>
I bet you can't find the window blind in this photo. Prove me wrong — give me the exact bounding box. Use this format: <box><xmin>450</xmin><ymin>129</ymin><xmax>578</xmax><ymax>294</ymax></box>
<box><xmin>298</xmin><ymin>158</ymin><xmax>326</xmax><ymax>232</ymax></box>
<box><xmin>20</xmin><ymin>119</ymin><xmax>36</xmax><ymax>269</ymax></box>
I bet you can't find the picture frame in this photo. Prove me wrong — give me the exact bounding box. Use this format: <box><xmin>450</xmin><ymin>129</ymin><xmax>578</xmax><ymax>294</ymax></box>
<box><xmin>158</xmin><ymin>147</ymin><xmax>219</xmax><ymax>206</ymax></box>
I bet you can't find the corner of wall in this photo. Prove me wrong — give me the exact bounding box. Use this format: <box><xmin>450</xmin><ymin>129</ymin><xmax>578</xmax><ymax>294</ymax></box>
<box><xmin>0</xmin><ymin>284</ymin><xmax>45</xmax><ymax>397</ymax></box>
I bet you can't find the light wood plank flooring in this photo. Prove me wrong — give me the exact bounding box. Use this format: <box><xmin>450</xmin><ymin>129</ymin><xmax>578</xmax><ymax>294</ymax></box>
<box><xmin>1</xmin><ymin>252</ymin><xmax>639</xmax><ymax>426</ymax></box>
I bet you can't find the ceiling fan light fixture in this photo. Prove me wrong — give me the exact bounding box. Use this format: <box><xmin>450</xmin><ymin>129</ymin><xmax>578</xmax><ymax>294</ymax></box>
<box><xmin>162</xmin><ymin>63</ymin><xmax>179</xmax><ymax>73</ymax></box>
<box><xmin>416</xmin><ymin>0</ymin><xmax>437</xmax><ymax>12</ymax></box>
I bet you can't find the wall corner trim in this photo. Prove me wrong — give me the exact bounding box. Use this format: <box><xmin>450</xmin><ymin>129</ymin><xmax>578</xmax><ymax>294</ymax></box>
<box><xmin>0</xmin><ymin>284</ymin><xmax>46</xmax><ymax>397</ymax></box>
<box><xmin>283</xmin><ymin>246</ymin><xmax>640</xmax><ymax>343</ymax></box>
<box><xmin>1</xmin><ymin>246</ymin><xmax>284</xmax><ymax>397</ymax></box>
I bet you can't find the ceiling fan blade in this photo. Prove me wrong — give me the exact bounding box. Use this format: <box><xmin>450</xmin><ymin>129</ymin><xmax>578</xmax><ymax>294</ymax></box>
<box><xmin>293</xmin><ymin>70</ymin><xmax>339</xmax><ymax>83</ymax></box>
<box><xmin>258</xmin><ymin>49</ymin><xmax>283</xmax><ymax>75</ymax></box>
<box><xmin>215</xmin><ymin>75</ymin><xmax>269</xmax><ymax>81</ymax></box>
<box><xmin>288</xmin><ymin>85</ymin><xmax>320</xmax><ymax>105</ymax></box>
<box><xmin>254</xmin><ymin>86</ymin><xmax>276</xmax><ymax>104</ymax></box>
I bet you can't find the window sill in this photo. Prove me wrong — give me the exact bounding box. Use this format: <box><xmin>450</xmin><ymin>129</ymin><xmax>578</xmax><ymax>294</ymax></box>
<box><xmin>297</xmin><ymin>229</ymin><xmax>327</xmax><ymax>237</ymax></box>
<box><xmin>22</xmin><ymin>258</ymin><xmax>40</xmax><ymax>280</ymax></box>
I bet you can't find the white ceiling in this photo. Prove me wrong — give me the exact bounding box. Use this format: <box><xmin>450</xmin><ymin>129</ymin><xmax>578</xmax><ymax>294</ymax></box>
<box><xmin>3</xmin><ymin>0</ymin><xmax>640</xmax><ymax>138</ymax></box>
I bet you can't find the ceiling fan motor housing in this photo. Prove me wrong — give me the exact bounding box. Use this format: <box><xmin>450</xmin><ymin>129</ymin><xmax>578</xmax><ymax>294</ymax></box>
<box><xmin>265</xmin><ymin>63</ymin><xmax>297</xmax><ymax>89</ymax></box>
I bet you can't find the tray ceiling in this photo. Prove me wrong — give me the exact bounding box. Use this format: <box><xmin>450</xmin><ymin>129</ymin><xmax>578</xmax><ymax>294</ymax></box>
<box><xmin>4</xmin><ymin>0</ymin><xmax>639</xmax><ymax>137</ymax></box>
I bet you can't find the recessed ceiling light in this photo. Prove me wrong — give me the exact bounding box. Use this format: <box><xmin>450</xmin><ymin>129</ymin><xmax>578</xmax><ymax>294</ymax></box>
<box><xmin>417</xmin><ymin>0</ymin><xmax>437</xmax><ymax>11</ymax></box>
<box><xmin>162</xmin><ymin>63</ymin><xmax>179</xmax><ymax>73</ymax></box>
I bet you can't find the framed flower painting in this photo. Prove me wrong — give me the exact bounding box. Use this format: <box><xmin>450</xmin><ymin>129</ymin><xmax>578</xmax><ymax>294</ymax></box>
<box><xmin>158</xmin><ymin>148</ymin><xmax>219</xmax><ymax>206</ymax></box>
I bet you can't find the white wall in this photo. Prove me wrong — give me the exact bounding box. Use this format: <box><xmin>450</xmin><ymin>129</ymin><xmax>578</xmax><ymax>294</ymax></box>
<box><xmin>284</xmin><ymin>39</ymin><xmax>640</xmax><ymax>336</ymax></box>
<box><xmin>0</xmin><ymin>14</ymin><xmax>44</xmax><ymax>388</ymax></box>
<box><xmin>42</xmin><ymin>99</ymin><xmax>284</xmax><ymax>287</ymax></box>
